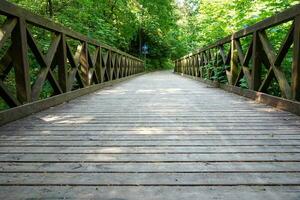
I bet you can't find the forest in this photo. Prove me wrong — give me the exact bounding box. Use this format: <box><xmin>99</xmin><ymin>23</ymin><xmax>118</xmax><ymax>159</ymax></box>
<box><xmin>9</xmin><ymin>0</ymin><xmax>299</xmax><ymax>69</ymax></box>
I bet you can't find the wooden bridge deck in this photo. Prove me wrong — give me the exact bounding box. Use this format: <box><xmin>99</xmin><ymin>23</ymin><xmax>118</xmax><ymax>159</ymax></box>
<box><xmin>0</xmin><ymin>71</ymin><xmax>300</xmax><ymax>199</ymax></box>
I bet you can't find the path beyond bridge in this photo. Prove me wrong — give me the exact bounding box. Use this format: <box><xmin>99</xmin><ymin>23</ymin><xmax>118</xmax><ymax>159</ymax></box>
<box><xmin>0</xmin><ymin>71</ymin><xmax>300</xmax><ymax>199</ymax></box>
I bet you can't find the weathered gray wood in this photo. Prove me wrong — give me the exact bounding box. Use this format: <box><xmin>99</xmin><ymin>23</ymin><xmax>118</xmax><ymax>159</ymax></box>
<box><xmin>1</xmin><ymin>139</ymin><xmax>300</xmax><ymax>146</ymax></box>
<box><xmin>1</xmin><ymin>186</ymin><xmax>300</xmax><ymax>200</ymax></box>
<box><xmin>1</xmin><ymin>162</ymin><xmax>300</xmax><ymax>172</ymax></box>
<box><xmin>0</xmin><ymin>153</ymin><xmax>299</xmax><ymax>162</ymax></box>
<box><xmin>1</xmin><ymin>146</ymin><xmax>299</xmax><ymax>153</ymax></box>
<box><xmin>0</xmin><ymin>71</ymin><xmax>300</xmax><ymax>199</ymax></box>
<box><xmin>2</xmin><ymin>134</ymin><xmax>300</xmax><ymax>140</ymax></box>
<box><xmin>1</xmin><ymin>172</ymin><xmax>300</xmax><ymax>185</ymax></box>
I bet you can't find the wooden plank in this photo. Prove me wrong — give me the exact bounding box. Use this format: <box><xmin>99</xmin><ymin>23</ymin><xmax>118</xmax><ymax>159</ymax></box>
<box><xmin>7</xmin><ymin>118</ymin><xmax>299</xmax><ymax>124</ymax></box>
<box><xmin>2</xmin><ymin>130</ymin><xmax>300</xmax><ymax>136</ymax></box>
<box><xmin>1</xmin><ymin>146</ymin><xmax>299</xmax><ymax>153</ymax></box>
<box><xmin>1</xmin><ymin>162</ymin><xmax>300</xmax><ymax>172</ymax></box>
<box><xmin>2</xmin><ymin>134</ymin><xmax>300</xmax><ymax>140</ymax></box>
<box><xmin>1</xmin><ymin>139</ymin><xmax>300</xmax><ymax>146</ymax></box>
<box><xmin>1</xmin><ymin>172</ymin><xmax>300</xmax><ymax>185</ymax></box>
<box><xmin>1</xmin><ymin>186</ymin><xmax>300</xmax><ymax>200</ymax></box>
<box><xmin>0</xmin><ymin>153</ymin><xmax>299</xmax><ymax>162</ymax></box>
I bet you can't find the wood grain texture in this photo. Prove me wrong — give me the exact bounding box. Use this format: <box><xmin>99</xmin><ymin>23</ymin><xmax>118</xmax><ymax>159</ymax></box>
<box><xmin>0</xmin><ymin>71</ymin><xmax>300</xmax><ymax>199</ymax></box>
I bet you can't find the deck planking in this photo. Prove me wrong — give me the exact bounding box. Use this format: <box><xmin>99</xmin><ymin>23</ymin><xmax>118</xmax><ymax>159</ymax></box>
<box><xmin>0</xmin><ymin>71</ymin><xmax>300</xmax><ymax>199</ymax></box>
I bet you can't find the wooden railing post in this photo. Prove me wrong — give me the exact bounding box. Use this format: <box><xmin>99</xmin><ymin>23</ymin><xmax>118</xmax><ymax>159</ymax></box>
<box><xmin>128</xmin><ymin>59</ymin><xmax>131</xmax><ymax>76</ymax></box>
<box><xmin>81</xmin><ymin>41</ymin><xmax>89</xmax><ymax>86</ymax></box>
<box><xmin>11</xmin><ymin>18</ymin><xmax>31</xmax><ymax>104</ymax></box>
<box><xmin>98</xmin><ymin>47</ymin><xmax>104</xmax><ymax>83</ymax></box>
<box><xmin>184</xmin><ymin>58</ymin><xmax>187</xmax><ymax>74</ymax></box>
<box><xmin>251</xmin><ymin>32</ymin><xmax>262</xmax><ymax>90</ymax></box>
<box><xmin>57</xmin><ymin>33</ymin><xmax>68</xmax><ymax>92</ymax></box>
<box><xmin>292</xmin><ymin>16</ymin><xmax>300</xmax><ymax>100</ymax></box>
<box><xmin>108</xmin><ymin>50</ymin><xmax>113</xmax><ymax>80</ymax></box>
<box><xmin>227</xmin><ymin>38</ymin><xmax>239</xmax><ymax>85</ymax></box>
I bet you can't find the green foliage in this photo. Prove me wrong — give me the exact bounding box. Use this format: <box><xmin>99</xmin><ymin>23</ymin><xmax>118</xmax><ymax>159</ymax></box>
<box><xmin>7</xmin><ymin>0</ymin><xmax>300</xmax><ymax>66</ymax></box>
<box><xmin>9</xmin><ymin>0</ymin><xmax>182</xmax><ymax>68</ymax></box>
<box><xmin>177</xmin><ymin>0</ymin><xmax>299</xmax><ymax>50</ymax></box>
<box><xmin>239</xmin><ymin>77</ymin><xmax>249</xmax><ymax>89</ymax></box>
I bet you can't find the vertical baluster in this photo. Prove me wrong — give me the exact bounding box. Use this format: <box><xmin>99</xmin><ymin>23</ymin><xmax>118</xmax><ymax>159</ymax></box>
<box><xmin>11</xmin><ymin>17</ymin><xmax>31</xmax><ymax>104</ymax></box>
<box><xmin>57</xmin><ymin>33</ymin><xmax>67</xmax><ymax>92</ymax></box>
<box><xmin>82</xmin><ymin>41</ymin><xmax>89</xmax><ymax>86</ymax></box>
<box><xmin>252</xmin><ymin>32</ymin><xmax>262</xmax><ymax>90</ymax></box>
<box><xmin>292</xmin><ymin>16</ymin><xmax>300</xmax><ymax>101</ymax></box>
<box><xmin>228</xmin><ymin>38</ymin><xmax>239</xmax><ymax>85</ymax></box>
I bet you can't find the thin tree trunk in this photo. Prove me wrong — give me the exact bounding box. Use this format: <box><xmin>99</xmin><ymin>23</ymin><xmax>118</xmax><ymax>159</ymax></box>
<box><xmin>47</xmin><ymin>0</ymin><xmax>54</xmax><ymax>18</ymax></box>
<box><xmin>139</xmin><ymin>28</ymin><xmax>142</xmax><ymax>57</ymax></box>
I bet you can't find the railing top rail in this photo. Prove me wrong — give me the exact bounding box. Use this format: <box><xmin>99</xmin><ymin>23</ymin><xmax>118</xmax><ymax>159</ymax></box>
<box><xmin>0</xmin><ymin>0</ymin><xmax>143</xmax><ymax>62</ymax></box>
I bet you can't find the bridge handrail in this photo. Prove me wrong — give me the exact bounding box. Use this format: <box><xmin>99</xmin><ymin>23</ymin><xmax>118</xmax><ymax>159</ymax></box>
<box><xmin>175</xmin><ymin>3</ymin><xmax>300</xmax><ymax>102</ymax></box>
<box><xmin>0</xmin><ymin>0</ymin><xmax>144</xmax><ymax>112</ymax></box>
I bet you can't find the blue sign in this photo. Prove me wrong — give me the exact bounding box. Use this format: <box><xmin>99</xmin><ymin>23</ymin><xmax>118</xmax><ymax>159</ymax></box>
<box><xmin>142</xmin><ymin>44</ymin><xmax>149</xmax><ymax>54</ymax></box>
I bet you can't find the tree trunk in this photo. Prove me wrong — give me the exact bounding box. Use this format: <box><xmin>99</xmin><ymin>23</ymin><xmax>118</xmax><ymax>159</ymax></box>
<box><xmin>47</xmin><ymin>0</ymin><xmax>54</xmax><ymax>18</ymax></box>
<box><xmin>139</xmin><ymin>28</ymin><xmax>142</xmax><ymax>57</ymax></box>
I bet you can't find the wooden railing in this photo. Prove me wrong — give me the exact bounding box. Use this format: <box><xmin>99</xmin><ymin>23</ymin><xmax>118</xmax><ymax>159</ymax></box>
<box><xmin>175</xmin><ymin>4</ymin><xmax>300</xmax><ymax>103</ymax></box>
<box><xmin>0</xmin><ymin>1</ymin><xmax>144</xmax><ymax>111</ymax></box>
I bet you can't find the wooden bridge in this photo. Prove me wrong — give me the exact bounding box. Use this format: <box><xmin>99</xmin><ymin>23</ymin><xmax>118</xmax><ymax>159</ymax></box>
<box><xmin>0</xmin><ymin>1</ymin><xmax>300</xmax><ymax>199</ymax></box>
